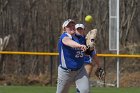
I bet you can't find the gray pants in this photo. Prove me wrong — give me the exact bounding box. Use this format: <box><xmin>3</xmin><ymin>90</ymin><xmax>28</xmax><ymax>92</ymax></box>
<box><xmin>56</xmin><ymin>66</ymin><xmax>89</xmax><ymax>93</ymax></box>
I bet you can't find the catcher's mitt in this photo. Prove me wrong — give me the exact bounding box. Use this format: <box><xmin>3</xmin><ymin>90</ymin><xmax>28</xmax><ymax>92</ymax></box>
<box><xmin>95</xmin><ymin>67</ymin><xmax>105</xmax><ymax>80</ymax></box>
<box><xmin>85</xmin><ymin>29</ymin><xmax>97</xmax><ymax>55</ymax></box>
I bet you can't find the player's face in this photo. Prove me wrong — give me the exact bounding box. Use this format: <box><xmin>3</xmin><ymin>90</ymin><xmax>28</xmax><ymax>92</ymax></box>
<box><xmin>65</xmin><ymin>22</ymin><xmax>75</xmax><ymax>35</ymax></box>
<box><xmin>76</xmin><ymin>27</ymin><xmax>84</xmax><ymax>36</ymax></box>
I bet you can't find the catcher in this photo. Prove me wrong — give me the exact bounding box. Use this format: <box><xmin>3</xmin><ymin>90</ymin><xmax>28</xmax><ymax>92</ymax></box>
<box><xmin>75</xmin><ymin>24</ymin><xmax>105</xmax><ymax>79</ymax></box>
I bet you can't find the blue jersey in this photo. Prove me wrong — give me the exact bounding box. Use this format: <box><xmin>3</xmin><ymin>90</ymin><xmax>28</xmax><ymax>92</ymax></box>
<box><xmin>84</xmin><ymin>51</ymin><xmax>96</xmax><ymax>64</ymax></box>
<box><xmin>58</xmin><ymin>32</ymin><xmax>84</xmax><ymax>70</ymax></box>
<box><xmin>75</xmin><ymin>34</ymin><xmax>86</xmax><ymax>45</ymax></box>
<box><xmin>75</xmin><ymin>34</ymin><xmax>96</xmax><ymax>64</ymax></box>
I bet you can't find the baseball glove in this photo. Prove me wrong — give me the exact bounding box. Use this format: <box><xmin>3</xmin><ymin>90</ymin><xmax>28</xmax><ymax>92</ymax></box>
<box><xmin>95</xmin><ymin>67</ymin><xmax>105</xmax><ymax>80</ymax></box>
<box><xmin>85</xmin><ymin>29</ymin><xmax>97</xmax><ymax>55</ymax></box>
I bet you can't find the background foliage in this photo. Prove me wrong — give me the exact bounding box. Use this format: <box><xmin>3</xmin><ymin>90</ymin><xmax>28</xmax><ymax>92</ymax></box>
<box><xmin>0</xmin><ymin>0</ymin><xmax>139</xmax><ymax>87</ymax></box>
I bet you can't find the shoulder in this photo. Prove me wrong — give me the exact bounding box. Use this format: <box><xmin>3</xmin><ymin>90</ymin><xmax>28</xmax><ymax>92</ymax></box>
<box><xmin>75</xmin><ymin>34</ymin><xmax>85</xmax><ymax>39</ymax></box>
<box><xmin>60</xmin><ymin>32</ymin><xmax>72</xmax><ymax>39</ymax></box>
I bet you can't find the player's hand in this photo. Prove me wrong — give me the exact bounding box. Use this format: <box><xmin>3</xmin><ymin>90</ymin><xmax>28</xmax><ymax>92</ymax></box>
<box><xmin>80</xmin><ymin>45</ymin><xmax>87</xmax><ymax>52</ymax></box>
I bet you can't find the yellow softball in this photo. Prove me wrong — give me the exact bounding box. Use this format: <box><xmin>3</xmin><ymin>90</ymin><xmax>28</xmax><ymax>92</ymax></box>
<box><xmin>85</xmin><ymin>15</ymin><xmax>93</xmax><ymax>23</ymax></box>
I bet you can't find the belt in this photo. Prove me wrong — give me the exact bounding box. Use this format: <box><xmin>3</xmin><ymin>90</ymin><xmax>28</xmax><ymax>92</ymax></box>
<box><xmin>60</xmin><ymin>66</ymin><xmax>80</xmax><ymax>71</ymax></box>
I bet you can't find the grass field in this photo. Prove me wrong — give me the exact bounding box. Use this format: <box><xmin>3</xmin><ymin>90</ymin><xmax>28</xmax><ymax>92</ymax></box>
<box><xmin>0</xmin><ymin>86</ymin><xmax>140</xmax><ymax>93</ymax></box>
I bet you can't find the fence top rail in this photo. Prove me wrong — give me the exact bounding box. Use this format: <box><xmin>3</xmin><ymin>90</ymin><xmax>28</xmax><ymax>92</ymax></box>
<box><xmin>97</xmin><ymin>54</ymin><xmax>140</xmax><ymax>58</ymax></box>
<box><xmin>0</xmin><ymin>51</ymin><xmax>139</xmax><ymax>58</ymax></box>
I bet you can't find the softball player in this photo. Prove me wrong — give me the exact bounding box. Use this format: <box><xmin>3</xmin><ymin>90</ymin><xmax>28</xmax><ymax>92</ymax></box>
<box><xmin>75</xmin><ymin>24</ymin><xmax>101</xmax><ymax>93</ymax></box>
<box><xmin>56</xmin><ymin>19</ymin><xmax>90</xmax><ymax>93</ymax></box>
<box><xmin>75</xmin><ymin>23</ymin><xmax>100</xmax><ymax>77</ymax></box>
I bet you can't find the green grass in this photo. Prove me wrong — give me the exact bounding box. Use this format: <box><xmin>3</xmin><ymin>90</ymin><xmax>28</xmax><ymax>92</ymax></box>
<box><xmin>0</xmin><ymin>86</ymin><xmax>140</xmax><ymax>93</ymax></box>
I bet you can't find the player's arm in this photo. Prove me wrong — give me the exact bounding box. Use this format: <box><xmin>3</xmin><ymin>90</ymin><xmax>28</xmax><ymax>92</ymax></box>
<box><xmin>90</xmin><ymin>50</ymin><xmax>100</xmax><ymax>67</ymax></box>
<box><xmin>62</xmin><ymin>37</ymin><xmax>86</xmax><ymax>51</ymax></box>
<box><xmin>93</xmin><ymin>54</ymin><xmax>100</xmax><ymax>68</ymax></box>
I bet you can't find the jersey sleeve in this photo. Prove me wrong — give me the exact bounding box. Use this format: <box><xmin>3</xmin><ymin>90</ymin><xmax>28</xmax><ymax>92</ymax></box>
<box><xmin>90</xmin><ymin>50</ymin><xmax>96</xmax><ymax>57</ymax></box>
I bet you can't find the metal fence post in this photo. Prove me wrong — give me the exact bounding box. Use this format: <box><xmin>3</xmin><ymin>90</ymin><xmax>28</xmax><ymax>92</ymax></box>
<box><xmin>103</xmin><ymin>57</ymin><xmax>106</xmax><ymax>87</ymax></box>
